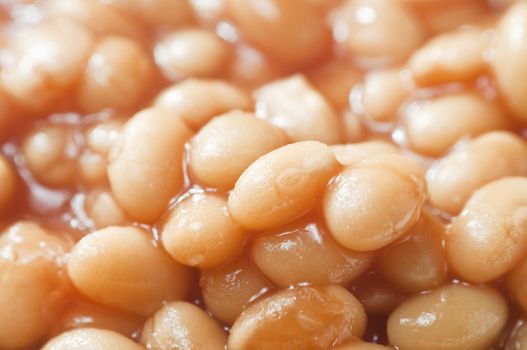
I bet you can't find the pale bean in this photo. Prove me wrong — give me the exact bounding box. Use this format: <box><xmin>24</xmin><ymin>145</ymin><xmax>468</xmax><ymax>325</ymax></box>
<box><xmin>1</xmin><ymin>20</ymin><xmax>94</xmax><ymax>113</ymax></box>
<box><xmin>0</xmin><ymin>222</ymin><xmax>70</xmax><ymax>349</ymax></box>
<box><xmin>22</xmin><ymin>124</ymin><xmax>77</xmax><ymax>187</ymax></box>
<box><xmin>84</xmin><ymin>190</ymin><xmax>128</xmax><ymax>229</ymax></box>
<box><xmin>227</xmin><ymin>44</ymin><xmax>283</xmax><ymax>90</ymax></box>
<box><xmin>331</xmin><ymin>141</ymin><xmax>399</xmax><ymax>166</ymax></box>
<box><xmin>228</xmin><ymin>285</ymin><xmax>366</xmax><ymax>350</ymax></box>
<box><xmin>0</xmin><ymin>155</ymin><xmax>16</xmax><ymax>212</ymax></box>
<box><xmin>190</xmin><ymin>110</ymin><xmax>288</xmax><ymax>189</ymax></box>
<box><xmin>67</xmin><ymin>226</ymin><xmax>190</xmax><ymax>316</ymax></box>
<box><xmin>189</xmin><ymin>0</ymin><xmax>225</xmax><ymax>24</ymax></box>
<box><xmin>229</xmin><ymin>141</ymin><xmax>340</xmax><ymax>231</ymax></box>
<box><xmin>378</xmin><ymin>210</ymin><xmax>447</xmax><ymax>292</ymax></box>
<box><xmin>200</xmin><ymin>254</ymin><xmax>273</xmax><ymax>325</ymax></box>
<box><xmin>307</xmin><ymin>60</ymin><xmax>362</xmax><ymax>109</ymax></box>
<box><xmin>254</xmin><ymin>75</ymin><xmax>343</xmax><ymax>144</ymax></box>
<box><xmin>161</xmin><ymin>193</ymin><xmax>246</xmax><ymax>269</ymax></box>
<box><xmin>155</xmin><ymin>29</ymin><xmax>230</xmax><ymax>80</ymax></box>
<box><xmin>43</xmin><ymin>328</ymin><xmax>144</xmax><ymax>350</ymax></box>
<box><xmin>387</xmin><ymin>284</ymin><xmax>508</xmax><ymax>350</ymax></box>
<box><xmin>427</xmin><ymin>131</ymin><xmax>527</xmax><ymax>215</ymax></box>
<box><xmin>77</xmin><ymin>36</ymin><xmax>154</xmax><ymax>114</ymax></box>
<box><xmin>108</xmin><ymin>107</ymin><xmax>192</xmax><ymax>222</ymax></box>
<box><xmin>78</xmin><ymin>151</ymin><xmax>108</xmax><ymax>185</ymax></box>
<box><xmin>154</xmin><ymin>78</ymin><xmax>252</xmax><ymax>130</ymax></box>
<box><xmin>343</xmin><ymin>111</ymin><xmax>367</xmax><ymax>143</ymax></box>
<box><xmin>225</xmin><ymin>0</ymin><xmax>330</xmax><ymax>67</ymax></box>
<box><xmin>360</xmin><ymin>68</ymin><xmax>411</xmax><ymax>123</ymax></box>
<box><xmin>404</xmin><ymin>92</ymin><xmax>510</xmax><ymax>157</ymax></box>
<box><xmin>492</xmin><ymin>1</ymin><xmax>527</xmax><ymax>123</ymax></box>
<box><xmin>141</xmin><ymin>302</ymin><xmax>227</xmax><ymax>350</ymax></box>
<box><xmin>409</xmin><ymin>27</ymin><xmax>489</xmax><ymax>86</ymax></box>
<box><xmin>43</xmin><ymin>0</ymin><xmax>147</xmax><ymax>42</ymax></box>
<box><xmin>331</xmin><ymin>0</ymin><xmax>425</xmax><ymax>62</ymax></box>
<box><xmin>324</xmin><ymin>154</ymin><xmax>427</xmax><ymax>251</ymax></box>
<box><xmin>80</xmin><ymin>119</ymin><xmax>124</xmax><ymax>185</ymax></box>
<box><xmin>252</xmin><ymin>218</ymin><xmax>372</xmax><ymax>286</ymax></box>
<box><xmin>447</xmin><ymin>177</ymin><xmax>527</xmax><ymax>282</ymax></box>
<box><xmin>86</xmin><ymin>118</ymin><xmax>124</xmax><ymax>157</ymax></box>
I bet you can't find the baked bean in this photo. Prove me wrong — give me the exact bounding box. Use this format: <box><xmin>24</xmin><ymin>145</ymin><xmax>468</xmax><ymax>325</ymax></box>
<box><xmin>84</xmin><ymin>189</ymin><xmax>128</xmax><ymax>229</ymax></box>
<box><xmin>324</xmin><ymin>154</ymin><xmax>427</xmax><ymax>251</ymax></box>
<box><xmin>225</xmin><ymin>0</ymin><xmax>330</xmax><ymax>68</ymax></box>
<box><xmin>331</xmin><ymin>0</ymin><xmax>425</xmax><ymax>62</ymax></box>
<box><xmin>108</xmin><ymin>107</ymin><xmax>192</xmax><ymax>222</ymax></box>
<box><xmin>254</xmin><ymin>75</ymin><xmax>343</xmax><ymax>144</ymax></box>
<box><xmin>0</xmin><ymin>222</ymin><xmax>70</xmax><ymax>349</ymax></box>
<box><xmin>106</xmin><ymin>0</ymin><xmax>194</xmax><ymax>27</ymax></box>
<box><xmin>252</xmin><ymin>218</ymin><xmax>372</xmax><ymax>286</ymax></box>
<box><xmin>0</xmin><ymin>155</ymin><xmax>16</xmax><ymax>212</ymax></box>
<box><xmin>331</xmin><ymin>141</ymin><xmax>399</xmax><ymax>166</ymax></box>
<box><xmin>154</xmin><ymin>79</ymin><xmax>252</xmax><ymax>130</ymax></box>
<box><xmin>80</xmin><ymin>119</ymin><xmax>124</xmax><ymax>185</ymax></box>
<box><xmin>22</xmin><ymin>124</ymin><xmax>77</xmax><ymax>187</ymax></box>
<box><xmin>404</xmin><ymin>92</ymin><xmax>510</xmax><ymax>157</ymax></box>
<box><xmin>307</xmin><ymin>60</ymin><xmax>362</xmax><ymax>109</ymax></box>
<box><xmin>141</xmin><ymin>302</ymin><xmax>227</xmax><ymax>350</ymax></box>
<box><xmin>228</xmin><ymin>285</ymin><xmax>367</xmax><ymax>350</ymax></box>
<box><xmin>189</xmin><ymin>0</ymin><xmax>225</xmax><ymax>24</ymax></box>
<box><xmin>505</xmin><ymin>322</ymin><xmax>527</xmax><ymax>350</ymax></box>
<box><xmin>378</xmin><ymin>210</ymin><xmax>447</xmax><ymax>292</ymax></box>
<box><xmin>227</xmin><ymin>44</ymin><xmax>283</xmax><ymax>90</ymax></box>
<box><xmin>200</xmin><ymin>254</ymin><xmax>273</xmax><ymax>324</ymax></box>
<box><xmin>409</xmin><ymin>27</ymin><xmax>489</xmax><ymax>86</ymax></box>
<box><xmin>78</xmin><ymin>151</ymin><xmax>108</xmax><ymax>185</ymax></box>
<box><xmin>343</xmin><ymin>111</ymin><xmax>367</xmax><ymax>143</ymax></box>
<box><xmin>427</xmin><ymin>131</ymin><xmax>527</xmax><ymax>215</ymax></box>
<box><xmin>155</xmin><ymin>29</ymin><xmax>230</xmax><ymax>80</ymax></box>
<box><xmin>190</xmin><ymin>110</ymin><xmax>288</xmax><ymax>189</ymax></box>
<box><xmin>67</xmin><ymin>226</ymin><xmax>190</xmax><ymax>316</ymax></box>
<box><xmin>43</xmin><ymin>328</ymin><xmax>144</xmax><ymax>350</ymax></box>
<box><xmin>86</xmin><ymin>118</ymin><xmax>124</xmax><ymax>157</ymax></box>
<box><xmin>359</xmin><ymin>68</ymin><xmax>411</xmax><ymax>123</ymax></box>
<box><xmin>229</xmin><ymin>141</ymin><xmax>340</xmax><ymax>231</ymax></box>
<box><xmin>76</xmin><ymin>36</ymin><xmax>154</xmax><ymax>114</ymax></box>
<box><xmin>335</xmin><ymin>340</ymin><xmax>392</xmax><ymax>350</ymax></box>
<box><xmin>57</xmin><ymin>299</ymin><xmax>144</xmax><ymax>338</ymax></box>
<box><xmin>387</xmin><ymin>284</ymin><xmax>508</xmax><ymax>350</ymax></box>
<box><xmin>350</xmin><ymin>274</ymin><xmax>404</xmax><ymax>315</ymax></box>
<box><xmin>161</xmin><ymin>193</ymin><xmax>246</xmax><ymax>269</ymax></box>
<box><xmin>447</xmin><ymin>177</ymin><xmax>527</xmax><ymax>282</ymax></box>
<box><xmin>492</xmin><ymin>1</ymin><xmax>527</xmax><ymax>123</ymax></box>
<box><xmin>43</xmin><ymin>0</ymin><xmax>147</xmax><ymax>42</ymax></box>
<box><xmin>1</xmin><ymin>20</ymin><xmax>94</xmax><ymax>113</ymax></box>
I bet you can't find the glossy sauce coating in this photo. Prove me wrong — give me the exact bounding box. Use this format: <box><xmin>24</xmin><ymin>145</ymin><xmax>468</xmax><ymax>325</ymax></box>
<box><xmin>228</xmin><ymin>285</ymin><xmax>367</xmax><ymax>350</ymax></box>
<box><xmin>387</xmin><ymin>284</ymin><xmax>508</xmax><ymax>350</ymax></box>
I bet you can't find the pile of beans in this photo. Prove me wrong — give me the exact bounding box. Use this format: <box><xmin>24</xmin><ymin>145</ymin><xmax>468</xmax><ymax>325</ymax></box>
<box><xmin>0</xmin><ymin>0</ymin><xmax>526</xmax><ymax>349</ymax></box>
